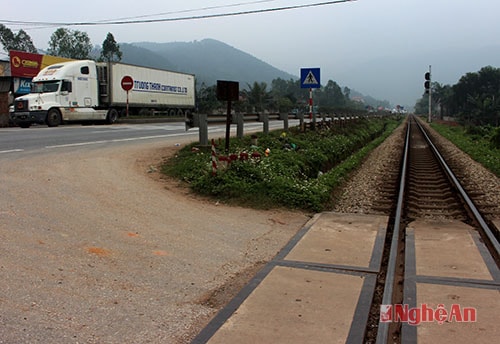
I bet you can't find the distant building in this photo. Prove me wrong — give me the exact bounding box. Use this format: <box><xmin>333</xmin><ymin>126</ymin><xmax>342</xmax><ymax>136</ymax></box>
<box><xmin>351</xmin><ymin>96</ymin><xmax>365</xmax><ymax>104</ymax></box>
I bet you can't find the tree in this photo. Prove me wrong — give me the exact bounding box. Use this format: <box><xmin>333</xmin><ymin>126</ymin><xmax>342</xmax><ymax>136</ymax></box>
<box><xmin>197</xmin><ymin>83</ymin><xmax>221</xmax><ymax>114</ymax></box>
<box><xmin>432</xmin><ymin>83</ymin><xmax>454</xmax><ymax>119</ymax></box>
<box><xmin>100</xmin><ymin>32</ymin><xmax>122</xmax><ymax>62</ymax></box>
<box><xmin>315</xmin><ymin>80</ymin><xmax>347</xmax><ymax>112</ymax></box>
<box><xmin>452</xmin><ymin>66</ymin><xmax>500</xmax><ymax>125</ymax></box>
<box><xmin>343</xmin><ymin>86</ymin><xmax>351</xmax><ymax>99</ymax></box>
<box><xmin>244</xmin><ymin>82</ymin><xmax>272</xmax><ymax>112</ymax></box>
<box><xmin>47</xmin><ymin>28</ymin><xmax>92</xmax><ymax>59</ymax></box>
<box><xmin>271</xmin><ymin>78</ymin><xmax>301</xmax><ymax>112</ymax></box>
<box><xmin>0</xmin><ymin>24</ymin><xmax>37</xmax><ymax>53</ymax></box>
<box><xmin>414</xmin><ymin>95</ymin><xmax>429</xmax><ymax>115</ymax></box>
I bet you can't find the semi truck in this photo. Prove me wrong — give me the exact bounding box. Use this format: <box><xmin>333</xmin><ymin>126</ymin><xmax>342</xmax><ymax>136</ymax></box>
<box><xmin>12</xmin><ymin>60</ymin><xmax>196</xmax><ymax>128</ymax></box>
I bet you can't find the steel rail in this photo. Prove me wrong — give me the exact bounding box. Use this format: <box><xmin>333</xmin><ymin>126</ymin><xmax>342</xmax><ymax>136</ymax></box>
<box><xmin>376</xmin><ymin>117</ymin><xmax>411</xmax><ymax>343</ymax></box>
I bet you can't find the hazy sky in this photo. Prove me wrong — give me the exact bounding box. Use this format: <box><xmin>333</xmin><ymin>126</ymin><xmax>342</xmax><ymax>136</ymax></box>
<box><xmin>2</xmin><ymin>0</ymin><xmax>499</xmax><ymax>106</ymax></box>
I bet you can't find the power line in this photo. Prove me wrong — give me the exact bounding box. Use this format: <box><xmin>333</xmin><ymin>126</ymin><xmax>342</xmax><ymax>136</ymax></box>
<box><xmin>1</xmin><ymin>0</ymin><xmax>280</xmax><ymax>29</ymax></box>
<box><xmin>95</xmin><ymin>0</ymin><xmax>280</xmax><ymax>23</ymax></box>
<box><xmin>1</xmin><ymin>0</ymin><xmax>356</xmax><ymax>27</ymax></box>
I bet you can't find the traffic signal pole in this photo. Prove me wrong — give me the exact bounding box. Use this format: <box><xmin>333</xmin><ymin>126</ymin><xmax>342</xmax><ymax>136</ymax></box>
<box><xmin>428</xmin><ymin>65</ymin><xmax>432</xmax><ymax>123</ymax></box>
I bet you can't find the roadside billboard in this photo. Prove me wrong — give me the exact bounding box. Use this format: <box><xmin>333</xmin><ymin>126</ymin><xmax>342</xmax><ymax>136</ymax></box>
<box><xmin>10</xmin><ymin>50</ymin><xmax>74</xmax><ymax>78</ymax></box>
<box><xmin>9</xmin><ymin>51</ymin><xmax>74</xmax><ymax>95</ymax></box>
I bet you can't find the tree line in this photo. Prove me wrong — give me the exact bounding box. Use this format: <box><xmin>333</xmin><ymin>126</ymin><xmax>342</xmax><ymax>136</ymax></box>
<box><xmin>414</xmin><ymin>66</ymin><xmax>500</xmax><ymax>126</ymax></box>
<box><xmin>0</xmin><ymin>25</ymin><xmax>122</xmax><ymax>62</ymax></box>
<box><xmin>197</xmin><ymin>78</ymin><xmax>367</xmax><ymax>115</ymax></box>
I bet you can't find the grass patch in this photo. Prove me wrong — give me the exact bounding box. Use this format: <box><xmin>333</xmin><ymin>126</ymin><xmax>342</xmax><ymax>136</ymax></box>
<box><xmin>430</xmin><ymin>122</ymin><xmax>500</xmax><ymax>177</ymax></box>
<box><xmin>162</xmin><ymin>116</ymin><xmax>402</xmax><ymax>212</ymax></box>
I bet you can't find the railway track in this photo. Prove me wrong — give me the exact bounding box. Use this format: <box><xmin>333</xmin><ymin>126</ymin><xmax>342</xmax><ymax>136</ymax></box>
<box><xmin>406</xmin><ymin>124</ymin><xmax>466</xmax><ymax>221</ymax></box>
<box><xmin>192</xmin><ymin>116</ymin><xmax>500</xmax><ymax>344</ymax></box>
<box><xmin>375</xmin><ymin>116</ymin><xmax>500</xmax><ymax>343</ymax></box>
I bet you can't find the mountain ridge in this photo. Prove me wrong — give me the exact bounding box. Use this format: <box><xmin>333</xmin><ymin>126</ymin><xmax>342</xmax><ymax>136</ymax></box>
<box><xmin>120</xmin><ymin>38</ymin><xmax>297</xmax><ymax>89</ymax></box>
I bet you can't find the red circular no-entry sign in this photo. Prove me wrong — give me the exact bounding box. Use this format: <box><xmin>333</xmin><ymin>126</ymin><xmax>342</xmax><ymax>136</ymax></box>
<box><xmin>121</xmin><ymin>75</ymin><xmax>134</xmax><ymax>91</ymax></box>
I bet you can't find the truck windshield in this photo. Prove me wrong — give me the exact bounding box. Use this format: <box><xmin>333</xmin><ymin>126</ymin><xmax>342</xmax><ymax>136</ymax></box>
<box><xmin>32</xmin><ymin>81</ymin><xmax>60</xmax><ymax>93</ymax></box>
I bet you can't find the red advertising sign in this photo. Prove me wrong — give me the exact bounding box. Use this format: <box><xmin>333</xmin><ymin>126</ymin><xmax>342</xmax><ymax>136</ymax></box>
<box><xmin>10</xmin><ymin>51</ymin><xmax>43</xmax><ymax>78</ymax></box>
<box><xmin>9</xmin><ymin>50</ymin><xmax>74</xmax><ymax>78</ymax></box>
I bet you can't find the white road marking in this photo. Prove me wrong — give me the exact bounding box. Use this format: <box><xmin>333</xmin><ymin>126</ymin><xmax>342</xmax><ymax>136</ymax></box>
<box><xmin>0</xmin><ymin>149</ymin><xmax>24</xmax><ymax>154</ymax></box>
<box><xmin>45</xmin><ymin>141</ymin><xmax>108</xmax><ymax>148</ymax></box>
<box><xmin>45</xmin><ymin>131</ymin><xmax>199</xmax><ymax>149</ymax></box>
<box><xmin>90</xmin><ymin>124</ymin><xmax>184</xmax><ymax>133</ymax></box>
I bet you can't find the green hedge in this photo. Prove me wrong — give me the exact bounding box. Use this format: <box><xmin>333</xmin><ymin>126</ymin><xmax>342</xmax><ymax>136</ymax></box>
<box><xmin>162</xmin><ymin>117</ymin><xmax>401</xmax><ymax>212</ymax></box>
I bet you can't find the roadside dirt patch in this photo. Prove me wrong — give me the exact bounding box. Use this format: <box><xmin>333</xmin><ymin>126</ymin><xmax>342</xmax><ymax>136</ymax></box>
<box><xmin>0</xmin><ymin>139</ymin><xmax>310</xmax><ymax>344</ymax></box>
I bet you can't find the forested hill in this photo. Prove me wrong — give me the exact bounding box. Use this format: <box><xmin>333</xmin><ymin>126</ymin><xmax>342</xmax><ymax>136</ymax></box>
<box><xmin>120</xmin><ymin>39</ymin><xmax>296</xmax><ymax>88</ymax></box>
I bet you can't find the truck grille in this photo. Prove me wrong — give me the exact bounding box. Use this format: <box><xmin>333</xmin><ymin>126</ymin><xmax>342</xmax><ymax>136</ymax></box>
<box><xmin>15</xmin><ymin>99</ymin><xmax>28</xmax><ymax>111</ymax></box>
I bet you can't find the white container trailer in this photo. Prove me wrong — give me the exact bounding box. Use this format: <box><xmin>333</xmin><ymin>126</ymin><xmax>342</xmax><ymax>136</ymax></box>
<box><xmin>100</xmin><ymin>62</ymin><xmax>195</xmax><ymax>113</ymax></box>
<box><xmin>12</xmin><ymin>60</ymin><xmax>196</xmax><ymax>128</ymax></box>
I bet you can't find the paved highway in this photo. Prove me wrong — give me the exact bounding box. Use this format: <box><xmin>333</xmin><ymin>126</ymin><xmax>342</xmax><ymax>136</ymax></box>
<box><xmin>0</xmin><ymin>123</ymin><xmax>200</xmax><ymax>156</ymax></box>
<box><xmin>0</xmin><ymin>120</ymin><xmax>295</xmax><ymax>158</ymax></box>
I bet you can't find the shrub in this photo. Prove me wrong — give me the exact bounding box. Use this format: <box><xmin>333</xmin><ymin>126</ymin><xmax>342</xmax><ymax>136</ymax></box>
<box><xmin>491</xmin><ymin>127</ymin><xmax>500</xmax><ymax>149</ymax></box>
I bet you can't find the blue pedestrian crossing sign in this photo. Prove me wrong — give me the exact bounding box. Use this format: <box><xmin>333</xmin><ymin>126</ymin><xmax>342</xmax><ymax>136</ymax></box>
<box><xmin>300</xmin><ymin>68</ymin><xmax>321</xmax><ymax>88</ymax></box>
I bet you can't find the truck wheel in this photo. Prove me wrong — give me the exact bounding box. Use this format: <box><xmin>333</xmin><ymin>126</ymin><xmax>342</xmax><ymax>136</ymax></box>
<box><xmin>46</xmin><ymin>109</ymin><xmax>61</xmax><ymax>127</ymax></box>
<box><xmin>106</xmin><ymin>108</ymin><xmax>119</xmax><ymax>124</ymax></box>
<box><xmin>177</xmin><ymin>109</ymin><xmax>184</xmax><ymax>117</ymax></box>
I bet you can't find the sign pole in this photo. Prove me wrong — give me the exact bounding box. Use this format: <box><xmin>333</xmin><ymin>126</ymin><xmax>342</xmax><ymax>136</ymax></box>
<box><xmin>216</xmin><ymin>80</ymin><xmax>239</xmax><ymax>152</ymax></box>
<box><xmin>225</xmin><ymin>100</ymin><xmax>232</xmax><ymax>153</ymax></box>
<box><xmin>126</xmin><ymin>90</ymin><xmax>129</xmax><ymax>117</ymax></box>
<box><xmin>309</xmin><ymin>87</ymin><xmax>315</xmax><ymax>129</ymax></box>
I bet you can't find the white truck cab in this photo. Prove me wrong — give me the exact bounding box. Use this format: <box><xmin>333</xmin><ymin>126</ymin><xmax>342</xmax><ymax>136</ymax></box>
<box><xmin>12</xmin><ymin>60</ymin><xmax>103</xmax><ymax>128</ymax></box>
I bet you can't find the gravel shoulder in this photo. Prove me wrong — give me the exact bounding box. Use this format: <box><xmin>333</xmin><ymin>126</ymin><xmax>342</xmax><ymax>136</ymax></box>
<box><xmin>0</xmin><ymin>139</ymin><xmax>309</xmax><ymax>343</ymax></box>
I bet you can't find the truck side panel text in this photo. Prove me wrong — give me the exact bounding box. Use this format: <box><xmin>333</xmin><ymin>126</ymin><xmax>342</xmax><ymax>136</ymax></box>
<box><xmin>133</xmin><ymin>80</ymin><xmax>188</xmax><ymax>94</ymax></box>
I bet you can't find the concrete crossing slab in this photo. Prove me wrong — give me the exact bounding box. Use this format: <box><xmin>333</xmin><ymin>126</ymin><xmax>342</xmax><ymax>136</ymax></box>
<box><xmin>284</xmin><ymin>213</ymin><xmax>388</xmax><ymax>269</ymax></box>
<box><xmin>410</xmin><ymin>220</ymin><xmax>493</xmax><ymax>280</ymax></box>
<box><xmin>207</xmin><ymin>266</ymin><xmax>364</xmax><ymax>344</ymax></box>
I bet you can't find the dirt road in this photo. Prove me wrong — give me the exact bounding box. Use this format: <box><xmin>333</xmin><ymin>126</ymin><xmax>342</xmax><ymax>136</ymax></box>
<box><xmin>0</xmin><ymin>138</ymin><xmax>309</xmax><ymax>343</ymax></box>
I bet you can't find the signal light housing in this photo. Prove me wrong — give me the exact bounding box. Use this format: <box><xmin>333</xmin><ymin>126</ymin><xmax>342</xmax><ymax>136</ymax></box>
<box><xmin>424</xmin><ymin>72</ymin><xmax>431</xmax><ymax>93</ymax></box>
